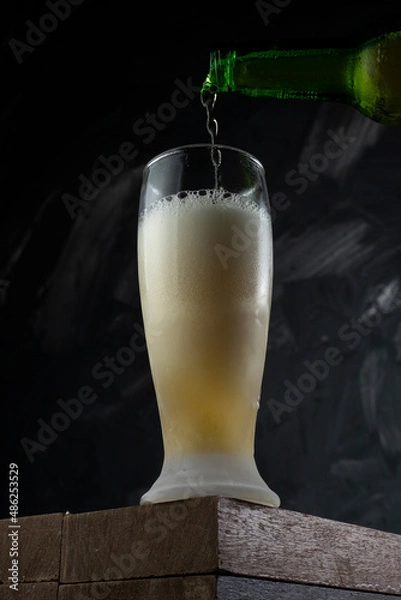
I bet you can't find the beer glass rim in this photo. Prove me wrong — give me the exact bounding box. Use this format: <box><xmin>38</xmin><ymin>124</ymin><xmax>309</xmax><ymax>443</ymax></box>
<box><xmin>144</xmin><ymin>143</ymin><xmax>265</xmax><ymax>173</ymax></box>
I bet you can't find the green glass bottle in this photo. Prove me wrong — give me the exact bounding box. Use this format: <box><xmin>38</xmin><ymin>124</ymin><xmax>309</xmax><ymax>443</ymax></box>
<box><xmin>202</xmin><ymin>30</ymin><xmax>401</xmax><ymax>126</ymax></box>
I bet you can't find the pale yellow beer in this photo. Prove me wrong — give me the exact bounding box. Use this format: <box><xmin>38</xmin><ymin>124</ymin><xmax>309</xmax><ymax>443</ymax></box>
<box><xmin>138</xmin><ymin>189</ymin><xmax>272</xmax><ymax>459</ymax></box>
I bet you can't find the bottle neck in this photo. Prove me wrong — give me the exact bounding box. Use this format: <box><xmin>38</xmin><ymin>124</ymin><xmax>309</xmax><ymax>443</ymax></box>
<box><xmin>204</xmin><ymin>47</ymin><xmax>353</xmax><ymax>103</ymax></box>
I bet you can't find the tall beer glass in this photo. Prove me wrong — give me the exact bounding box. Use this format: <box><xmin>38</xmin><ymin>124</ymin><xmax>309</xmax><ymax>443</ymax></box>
<box><xmin>138</xmin><ymin>144</ymin><xmax>280</xmax><ymax>507</ymax></box>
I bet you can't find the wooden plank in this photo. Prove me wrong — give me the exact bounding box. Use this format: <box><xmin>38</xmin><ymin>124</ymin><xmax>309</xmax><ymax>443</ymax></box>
<box><xmin>0</xmin><ymin>513</ymin><xmax>63</xmax><ymax>583</ymax></box>
<box><xmin>0</xmin><ymin>582</ymin><xmax>58</xmax><ymax>600</ymax></box>
<box><xmin>217</xmin><ymin>576</ymin><xmax>399</xmax><ymax>599</ymax></box>
<box><xmin>60</xmin><ymin>496</ymin><xmax>218</xmax><ymax>582</ymax></box>
<box><xmin>58</xmin><ymin>575</ymin><xmax>216</xmax><ymax>599</ymax></box>
<box><xmin>59</xmin><ymin>495</ymin><xmax>401</xmax><ymax>593</ymax></box>
<box><xmin>217</xmin><ymin>497</ymin><xmax>401</xmax><ymax>595</ymax></box>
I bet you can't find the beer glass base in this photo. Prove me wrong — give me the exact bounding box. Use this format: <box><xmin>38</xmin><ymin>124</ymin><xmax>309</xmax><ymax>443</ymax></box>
<box><xmin>139</xmin><ymin>453</ymin><xmax>280</xmax><ymax>508</ymax></box>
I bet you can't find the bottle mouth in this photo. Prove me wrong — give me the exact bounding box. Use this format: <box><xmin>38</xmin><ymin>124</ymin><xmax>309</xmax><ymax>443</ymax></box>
<box><xmin>202</xmin><ymin>50</ymin><xmax>236</xmax><ymax>93</ymax></box>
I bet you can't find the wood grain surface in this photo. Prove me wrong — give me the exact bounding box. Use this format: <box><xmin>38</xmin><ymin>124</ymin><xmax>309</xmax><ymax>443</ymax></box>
<box><xmin>217</xmin><ymin>497</ymin><xmax>401</xmax><ymax>594</ymax></box>
<box><xmin>217</xmin><ymin>577</ymin><xmax>401</xmax><ymax>600</ymax></box>
<box><xmin>60</xmin><ymin>496</ymin><xmax>218</xmax><ymax>583</ymax></box>
<box><xmin>58</xmin><ymin>576</ymin><xmax>216</xmax><ymax>600</ymax></box>
<box><xmin>0</xmin><ymin>582</ymin><xmax>58</xmax><ymax>600</ymax></box>
<box><xmin>0</xmin><ymin>513</ymin><xmax>63</xmax><ymax>584</ymax></box>
<box><xmin>1</xmin><ymin>497</ymin><xmax>400</xmax><ymax>595</ymax></box>
<box><xmin>60</xmin><ymin>496</ymin><xmax>401</xmax><ymax>594</ymax></box>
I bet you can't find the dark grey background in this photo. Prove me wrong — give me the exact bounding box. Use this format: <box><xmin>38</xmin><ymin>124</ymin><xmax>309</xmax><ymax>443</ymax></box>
<box><xmin>2</xmin><ymin>0</ymin><xmax>401</xmax><ymax>532</ymax></box>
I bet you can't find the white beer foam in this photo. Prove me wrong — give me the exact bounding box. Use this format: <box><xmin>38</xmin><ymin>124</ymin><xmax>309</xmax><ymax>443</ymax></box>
<box><xmin>140</xmin><ymin>188</ymin><xmax>269</xmax><ymax>222</ymax></box>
